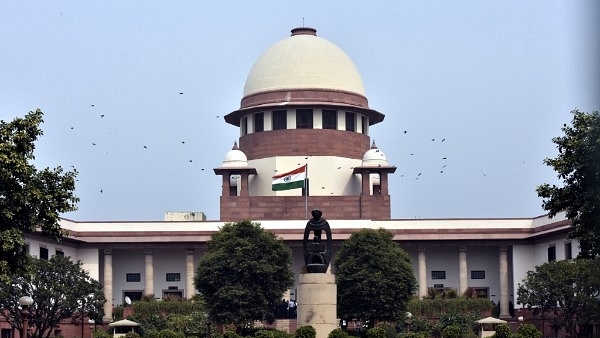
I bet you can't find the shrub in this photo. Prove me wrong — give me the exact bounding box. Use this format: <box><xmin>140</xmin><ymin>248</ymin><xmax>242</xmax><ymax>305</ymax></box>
<box><xmin>494</xmin><ymin>324</ymin><xmax>511</xmax><ymax>338</ymax></box>
<box><xmin>158</xmin><ymin>329</ymin><xmax>185</xmax><ymax>338</ymax></box>
<box><xmin>366</xmin><ymin>323</ymin><xmax>397</xmax><ymax>338</ymax></box>
<box><xmin>441</xmin><ymin>325</ymin><xmax>461</xmax><ymax>338</ymax></box>
<box><xmin>92</xmin><ymin>330</ymin><xmax>111</xmax><ymax>338</ymax></box>
<box><xmin>517</xmin><ymin>324</ymin><xmax>540</xmax><ymax>338</ymax></box>
<box><xmin>295</xmin><ymin>326</ymin><xmax>316</xmax><ymax>338</ymax></box>
<box><xmin>223</xmin><ymin>330</ymin><xmax>243</xmax><ymax>338</ymax></box>
<box><xmin>328</xmin><ymin>328</ymin><xmax>350</xmax><ymax>338</ymax></box>
<box><xmin>125</xmin><ymin>333</ymin><xmax>140</xmax><ymax>338</ymax></box>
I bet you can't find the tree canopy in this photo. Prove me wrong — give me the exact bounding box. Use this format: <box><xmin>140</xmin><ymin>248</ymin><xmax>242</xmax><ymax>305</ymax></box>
<box><xmin>517</xmin><ymin>258</ymin><xmax>600</xmax><ymax>338</ymax></box>
<box><xmin>333</xmin><ymin>228</ymin><xmax>417</xmax><ymax>326</ymax></box>
<box><xmin>194</xmin><ymin>220</ymin><xmax>294</xmax><ymax>331</ymax></box>
<box><xmin>537</xmin><ymin>110</ymin><xmax>600</xmax><ymax>258</ymax></box>
<box><xmin>0</xmin><ymin>255</ymin><xmax>105</xmax><ymax>338</ymax></box>
<box><xmin>0</xmin><ymin>109</ymin><xmax>79</xmax><ymax>281</ymax></box>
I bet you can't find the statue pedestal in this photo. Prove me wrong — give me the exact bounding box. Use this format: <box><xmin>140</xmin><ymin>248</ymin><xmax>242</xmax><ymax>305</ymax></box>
<box><xmin>297</xmin><ymin>273</ymin><xmax>337</xmax><ymax>338</ymax></box>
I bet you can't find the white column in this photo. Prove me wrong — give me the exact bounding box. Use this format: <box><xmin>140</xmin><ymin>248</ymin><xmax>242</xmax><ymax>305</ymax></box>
<box><xmin>458</xmin><ymin>246</ymin><xmax>468</xmax><ymax>295</ymax></box>
<box><xmin>186</xmin><ymin>249</ymin><xmax>195</xmax><ymax>300</ymax></box>
<box><xmin>102</xmin><ymin>249</ymin><xmax>113</xmax><ymax>323</ymax></box>
<box><xmin>145</xmin><ymin>249</ymin><xmax>154</xmax><ymax>298</ymax></box>
<box><xmin>499</xmin><ymin>246</ymin><xmax>510</xmax><ymax>318</ymax></box>
<box><xmin>418</xmin><ymin>247</ymin><xmax>427</xmax><ymax>298</ymax></box>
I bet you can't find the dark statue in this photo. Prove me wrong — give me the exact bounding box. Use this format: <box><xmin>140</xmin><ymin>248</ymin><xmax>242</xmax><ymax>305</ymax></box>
<box><xmin>303</xmin><ymin>209</ymin><xmax>332</xmax><ymax>273</ymax></box>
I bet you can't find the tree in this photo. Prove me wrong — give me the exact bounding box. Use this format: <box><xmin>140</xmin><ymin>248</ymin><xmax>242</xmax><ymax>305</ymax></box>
<box><xmin>333</xmin><ymin>228</ymin><xmax>417</xmax><ymax>327</ymax></box>
<box><xmin>0</xmin><ymin>109</ymin><xmax>79</xmax><ymax>282</ymax></box>
<box><xmin>194</xmin><ymin>220</ymin><xmax>294</xmax><ymax>332</ymax></box>
<box><xmin>0</xmin><ymin>255</ymin><xmax>105</xmax><ymax>338</ymax></box>
<box><xmin>517</xmin><ymin>258</ymin><xmax>600</xmax><ymax>338</ymax></box>
<box><xmin>537</xmin><ymin>110</ymin><xmax>600</xmax><ymax>258</ymax></box>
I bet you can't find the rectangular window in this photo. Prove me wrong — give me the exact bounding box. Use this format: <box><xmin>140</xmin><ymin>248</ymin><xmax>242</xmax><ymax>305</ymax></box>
<box><xmin>361</xmin><ymin>116</ymin><xmax>368</xmax><ymax>134</ymax></box>
<box><xmin>296</xmin><ymin>109</ymin><xmax>313</xmax><ymax>129</ymax></box>
<box><xmin>254</xmin><ymin>113</ymin><xmax>264</xmax><ymax>132</ymax></box>
<box><xmin>241</xmin><ymin>117</ymin><xmax>248</xmax><ymax>135</ymax></box>
<box><xmin>548</xmin><ymin>245</ymin><xmax>556</xmax><ymax>262</ymax></box>
<box><xmin>272</xmin><ymin>110</ymin><xmax>287</xmax><ymax>130</ymax></box>
<box><xmin>431</xmin><ymin>271</ymin><xmax>446</xmax><ymax>279</ymax></box>
<box><xmin>565</xmin><ymin>242</ymin><xmax>572</xmax><ymax>260</ymax></box>
<box><xmin>166</xmin><ymin>273</ymin><xmax>181</xmax><ymax>282</ymax></box>
<box><xmin>39</xmin><ymin>247</ymin><xmax>49</xmax><ymax>260</ymax></box>
<box><xmin>55</xmin><ymin>249</ymin><xmax>64</xmax><ymax>256</ymax></box>
<box><xmin>345</xmin><ymin>112</ymin><xmax>355</xmax><ymax>132</ymax></box>
<box><xmin>471</xmin><ymin>270</ymin><xmax>485</xmax><ymax>279</ymax></box>
<box><xmin>123</xmin><ymin>291</ymin><xmax>143</xmax><ymax>303</ymax></box>
<box><xmin>126</xmin><ymin>273</ymin><xmax>141</xmax><ymax>283</ymax></box>
<box><xmin>322</xmin><ymin>110</ymin><xmax>337</xmax><ymax>129</ymax></box>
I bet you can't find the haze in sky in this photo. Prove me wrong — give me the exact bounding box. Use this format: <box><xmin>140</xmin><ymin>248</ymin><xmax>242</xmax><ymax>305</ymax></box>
<box><xmin>1</xmin><ymin>1</ymin><xmax>598</xmax><ymax>221</ymax></box>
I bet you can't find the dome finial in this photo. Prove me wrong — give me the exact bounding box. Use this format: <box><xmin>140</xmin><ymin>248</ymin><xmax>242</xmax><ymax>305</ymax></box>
<box><xmin>291</xmin><ymin>27</ymin><xmax>317</xmax><ymax>36</ymax></box>
<box><xmin>371</xmin><ymin>140</ymin><xmax>378</xmax><ymax>149</ymax></box>
<box><xmin>232</xmin><ymin>141</ymin><xmax>239</xmax><ymax>150</ymax></box>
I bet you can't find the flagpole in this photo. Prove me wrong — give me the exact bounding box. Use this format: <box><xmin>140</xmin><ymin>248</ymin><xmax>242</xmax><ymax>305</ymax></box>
<box><xmin>305</xmin><ymin>163</ymin><xmax>308</xmax><ymax>219</ymax></box>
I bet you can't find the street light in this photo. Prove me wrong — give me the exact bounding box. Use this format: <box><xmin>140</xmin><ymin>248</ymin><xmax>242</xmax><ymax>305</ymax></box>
<box><xmin>18</xmin><ymin>296</ymin><xmax>34</xmax><ymax>338</ymax></box>
<box><xmin>406</xmin><ymin>312</ymin><xmax>413</xmax><ymax>333</ymax></box>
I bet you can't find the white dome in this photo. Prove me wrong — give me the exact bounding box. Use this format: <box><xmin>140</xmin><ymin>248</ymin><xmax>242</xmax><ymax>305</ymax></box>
<box><xmin>221</xmin><ymin>142</ymin><xmax>248</xmax><ymax>167</ymax></box>
<box><xmin>243</xmin><ymin>28</ymin><xmax>365</xmax><ymax>98</ymax></box>
<box><xmin>362</xmin><ymin>141</ymin><xmax>388</xmax><ymax>166</ymax></box>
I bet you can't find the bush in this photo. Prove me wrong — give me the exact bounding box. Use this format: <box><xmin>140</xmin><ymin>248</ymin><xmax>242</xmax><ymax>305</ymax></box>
<box><xmin>158</xmin><ymin>329</ymin><xmax>185</xmax><ymax>338</ymax></box>
<box><xmin>398</xmin><ymin>333</ymin><xmax>427</xmax><ymax>338</ymax></box>
<box><xmin>223</xmin><ymin>330</ymin><xmax>243</xmax><ymax>338</ymax></box>
<box><xmin>92</xmin><ymin>330</ymin><xmax>111</xmax><ymax>338</ymax></box>
<box><xmin>125</xmin><ymin>333</ymin><xmax>140</xmax><ymax>338</ymax></box>
<box><xmin>517</xmin><ymin>324</ymin><xmax>540</xmax><ymax>338</ymax></box>
<box><xmin>441</xmin><ymin>325</ymin><xmax>461</xmax><ymax>338</ymax></box>
<box><xmin>328</xmin><ymin>328</ymin><xmax>350</xmax><ymax>338</ymax></box>
<box><xmin>256</xmin><ymin>329</ymin><xmax>292</xmax><ymax>338</ymax></box>
<box><xmin>295</xmin><ymin>326</ymin><xmax>317</xmax><ymax>338</ymax></box>
<box><xmin>494</xmin><ymin>324</ymin><xmax>511</xmax><ymax>338</ymax></box>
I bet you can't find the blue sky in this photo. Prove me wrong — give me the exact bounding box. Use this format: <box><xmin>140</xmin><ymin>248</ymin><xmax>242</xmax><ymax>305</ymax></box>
<box><xmin>1</xmin><ymin>1</ymin><xmax>598</xmax><ymax>221</ymax></box>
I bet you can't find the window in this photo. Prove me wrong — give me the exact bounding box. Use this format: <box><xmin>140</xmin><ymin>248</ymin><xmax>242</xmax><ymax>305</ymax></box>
<box><xmin>565</xmin><ymin>242</ymin><xmax>572</xmax><ymax>260</ymax></box>
<box><xmin>322</xmin><ymin>110</ymin><xmax>337</xmax><ymax>129</ymax></box>
<box><xmin>126</xmin><ymin>273</ymin><xmax>141</xmax><ymax>282</ymax></box>
<box><xmin>254</xmin><ymin>113</ymin><xmax>264</xmax><ymax>132</ymax></box>
<box><xmin>431</xmin><ymin>271</ymin><xmax>446</xmax><ymax>279</ymax></box>
<box><xmin>361</xmin><ymin>116</ymin><xmax>368</xmax><ymax>134</ymax></box>
<box><xmin>345</xmin><ymin>112</ymin><xmax>355</xmax><ymax>132</ymax></box>
<box><xmin>296</xmin><ymin>109</ymin><xmax>313</xmax><ymax>129</ymax></box>
<box><xmin>471</xmin><ymin>270</ymin><xmax>485</xmax><ymax>279</ymax></box>
<box><xmin>241</xmin><ymin>117</ymin><xmax>248</xmax><ymax>135</ymax></box>
<box><xmin>474</xmin><ymin>287</ymin><xmax>489</xmax><ymax>299</ymax></box>
<box><xmin>166</xmin><ymin>273</ymin><xmax>181</xmax><ymax>282</ymax></box>
<box><xmin>39</xmin><ymin>247</ymin><xmax>49</xmax><ymax>260</ymax></box>
<box><xmin>55</xmin><ymin>249</ymin><xmax>64</xmax><ymax>256</ymax></box>
<box><xmin>548</xmin><ymin>245</ymin><xmax>556</xmax><ymax>262</ymax></box>
<box><xmin>123</xmin><ymin>291</ymin><xmax>142</xmax><ymax>303</ymax></box>
<box><xmin>272</xmin><ymin>110</ymin><xmax>287</xmax><ymax>130</ymax></box>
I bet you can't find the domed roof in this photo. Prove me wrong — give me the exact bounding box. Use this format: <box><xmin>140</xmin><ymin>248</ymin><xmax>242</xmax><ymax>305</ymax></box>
<box><xmin>362</xmin><ymin>141</ymin><xmax>388</xmax><ymax>166</ymax></box>
<box><xmin>243</xmin><ymin>27</ymin><xmax>365</xmax><ymax>98</ymax></box>
<box><xmin>221</xmin><ymin>141</ymin><xmax>248</xmax><ymax>167</ymax></box>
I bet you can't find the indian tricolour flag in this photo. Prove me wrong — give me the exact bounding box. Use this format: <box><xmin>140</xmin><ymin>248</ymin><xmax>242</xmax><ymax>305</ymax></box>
<box><xmin>272</xmin><ymin>165</ymin><xmax>307</xmax><ymax>191</ymax></box>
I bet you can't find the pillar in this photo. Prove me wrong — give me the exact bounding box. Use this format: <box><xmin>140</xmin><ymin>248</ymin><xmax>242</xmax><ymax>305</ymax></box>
<box><xmin>418</xmin><ymin>247</ymin><xmax>427</xmax><ymax>298</ymax></box>
<box><xmin>186</xmin><ymin>249</ymin><xmax>195</xmax><ymax>300</ymax></box>
<box><xmin>379</xmin><ymin>172</ymin><xmax>389</xmax><ymax>195</ymax></box>
<box><xmin>361</xmin><ymin>172</ymin><xmax>370</xmax><ymax>195</ymax></box>
<box><xmin>458</xmin><ymin>246</ymin><xmax>468</xmax><ymax>295</ymax></box>
<box><xmin>145</xmin><ymin>249</ymin><xmax>154</xmax><ymax>298</ymax></box>
<box><xmin>297</xmin><ymin>273</ymin><xmax>337</xmax><ymax>338</ymax></box>
<box><xmin>499</xmin><ymin>246</ymin><xmax>510</xmax><ymax>318</ymax></box>
<box><xmin>239</xmin><ymin>173</ymin><xmax>249</xmax><ymax>197</ymax></box>
<box><xmin>102</xmin><ymin>249</ymin><xmax>113</xmax><ymax>323</ymax></box>
<box><xmin>221</xmin><ymin>174</ymin><xmax>230</xmax><ymax>196</ymax></box>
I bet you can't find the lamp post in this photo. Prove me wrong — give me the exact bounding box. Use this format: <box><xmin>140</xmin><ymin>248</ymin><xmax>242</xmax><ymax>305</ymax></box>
<box><xmin>18</xmin><ymin>296</ymin><xmax>34</xmax><ymax>338</ymax></box>
<box><xmin>406</xmin><ymin>312</ymin><xmax>412</xmax><ymax>333</ymax></box>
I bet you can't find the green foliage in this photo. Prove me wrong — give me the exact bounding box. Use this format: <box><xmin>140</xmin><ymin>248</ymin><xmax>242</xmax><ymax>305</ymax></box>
<box><xmin>143</xmin><ymin>330</ymin><xmax>160</xmax><ymax>338</ymax></box>
<box><xmin>328</xmin><ymin>328</ymin><xmax>350</xmax><ymax>338</ymax></box>
<box><xmin>517</xmin><ymin>258</ymin><xmax>600</xmax><ymax>337</ymax></box>
<box><xmin>92</xmin><ymin>330</ymin><xmax>112</xmax><ymax>338</ymax></box>
<box><xmin>125</xmin><ymin>332</ymin><xmax>140</xmax><ymax>338</ymax></box>
<box><xmin>367</xmin><ymin>323</ymin><xmax>397</xmax><ymax>338</ymax></box>
<box><xmin>0</xmin><ymin>109</ymin><xmax>79</xmax><ymax>282</ymax></box>
<box><xmin>441</xmin><ymin>325</ymin><xmax>461</xmax><ymax>338</ymax></box>
<box><xmin>433</xmin><ymin>312</ymin><xmax>479</xmax><ymax>338</ymax></box>
<box><xmin>0</xmin><ymin>255</ymin><xmax>104</xmax><ymax>338</ymax></box>
<box><xmin>494</xmin><ymin>324</ymin><xmax>510</xmax><ymax>338</ymax></box>
<box><xmin>334</xmin><ymin>228</ymin><xmax>417</xmax><ymax>324</ymax></box>
<box><xmin>129</xmin><ymin>298</ymin><xmax>208</xmax><ymax>336</ymax></box>
<box><xmin>295</xmin><ymin>325</ymin><xmax>317</xmax><ymax>338</ymax></box>
<box><xmin>195</xmin><ymin>220</ymin><xmax>294</xmax><ymax>331</ymax></box>
<box><xmin>406</xmin><ymin>297</ymin><xmax>493</xmax><ymax>318</ymax></box>
<box><xmin>404</xmin><ymin>316</ymin><xmax>432</xmax><ymax>336</ymax></box>
<box><xmin>537</xmin><ymin>110</ymin><xmax>600</xmax><ymax>258</ymax></box>
<box><xmin>398</xmin><ymin>333</ymin><xmax>427</xmax><ymax>338</ymax></box>
<box><xmin>517</xmin><ymin>324</ymin><xmax>541</xmax><ymax>338</ymax></box>
<box><xmin>157</xmin><ymin>329</ymin><xmax>185</xmax><ymax>338</ymax></box>
<box><xmin>507</xmin><ymin>334</ymin><xmax>522</xmax><ymax>338</ymax></box>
